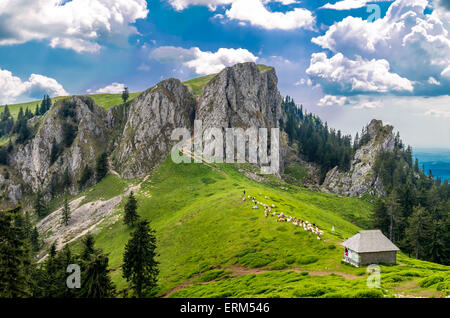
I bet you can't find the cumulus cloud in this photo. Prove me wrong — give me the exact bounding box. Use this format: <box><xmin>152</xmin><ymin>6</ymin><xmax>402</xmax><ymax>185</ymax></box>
<box><xmin>0</xmin><ymin>67</ymin><xmax>68</xmax><ymax>104</ymax></box>
<box><xmin>168</xmin><ymin>0</ymin><xmax>315</xmax><ymax>30</ymax></box>
<box><xmin>151</xmin><ymin>46</ymin><xmax>258</xmax><ymax>75</ymax></box>
<box><xmin>352</xmin><ymin>100</ymin><xmax>383</xmax><ymax>109</ymax></box>
<box><xmin>306</xmin><ymin>52</ymin><xmax>414</xmax><ymax>95</ymax></box>
<box><xmin>94</xmin><ymin>83</ymin><xmax>126</xmax><ymax>94</ymax></box>
<box><xmin>320</xmin><ymin>0</ymin><xmax>368</xmax><ymax>10</ymax></box>
<box><xmin>310</xmin><ymin>0</ymin><xmax>450</xmax><ymax>96</ymax></box>
<box><xmin>0</xmin><ymin>0</ymin><xmax>149</xmax><ymax>53</ymax></box>
<box><xmin>225</xmin><ymin>0</ymin><xmax>315</xmax><ymax>30</ymax></box>
<box><xmin>320</xmin><ymin>0</ymin><xmax>391</xmax><ymax>10</ymax></box>
<box><xmin>318</xmin><ymin>95</ymin><xmax>347</xmax><ymax>107</ymax></box>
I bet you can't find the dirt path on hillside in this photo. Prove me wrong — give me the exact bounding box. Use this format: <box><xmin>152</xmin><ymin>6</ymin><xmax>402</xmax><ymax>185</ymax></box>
<box><xmin>163</xmin><ymin>265</ymin><xmax>360</xmax><ymax>298</ymax></box>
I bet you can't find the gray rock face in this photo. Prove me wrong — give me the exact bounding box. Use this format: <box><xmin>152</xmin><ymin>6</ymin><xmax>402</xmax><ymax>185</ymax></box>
<box><xmin>9</xmin><ymin>97</ymin><xmax>109</xmax><ymax>198</ymax></box>
<box><xmin>112</xmin><ymin>78</ymin><xmax>196</xmax><ymax>179</ymax></box>
<box><xmin>1</xmin><ymin>63</ymin><xmax>287</xmax><ymax>203</ymax></box>
<box><xmin>322</xmin><ymin>119</ymin><xmax>395</xmax><ymax>197</ymax></box>
<box><xmin>197</xmin><ymin>63</ymin><xmax>284</xmax><ymax>131</ymax></box>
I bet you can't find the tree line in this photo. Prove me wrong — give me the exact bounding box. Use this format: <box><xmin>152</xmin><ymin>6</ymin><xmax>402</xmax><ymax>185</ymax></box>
<box><xmin>0</xmin><ymin>191</ymin><xmax>159</xmax><ymax>298</ymax></box>
<box><xmin>372</xmin><ymin>139</ymin><xmax>449</xmax><ymax>265</ymax></box>
<box><xmin>280</xmin><ymin>96</ymin><xmax>353</xmax><ymax>181</ymax></box>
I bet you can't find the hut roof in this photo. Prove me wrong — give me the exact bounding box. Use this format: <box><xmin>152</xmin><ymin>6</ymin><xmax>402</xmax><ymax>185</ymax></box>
<box><xmin>342</xmin><ymin>230</ymin><xmax>399</xmax><ymax>253</ymax></box>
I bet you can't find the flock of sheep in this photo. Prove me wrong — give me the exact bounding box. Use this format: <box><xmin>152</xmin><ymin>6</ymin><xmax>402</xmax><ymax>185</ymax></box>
<box><xmin>245</xmin><ymin>194</ymin><xmax>324</xmax><ymax>241</ymax></box>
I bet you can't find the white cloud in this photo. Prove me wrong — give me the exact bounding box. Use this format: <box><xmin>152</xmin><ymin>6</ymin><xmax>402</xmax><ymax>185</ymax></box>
<box><xmin>310</xmin><ymin>0</ymin><xmax>450</xmax><ymax>95</ymax></box>
<box><xmin>169</xmin><ymin>0</ymin><xmax>235</xmax><ymax>11</ymax></box>
<box><xmin>225</xmin><ymin>0</ymin><xmax>315</xmax><ymax>30</ymax></box>
<box><xmin>95</xmin><ymin>83</ymin><xmax>126</xmax><ymax>94</ymax></box>
<box><xmin>352</xmin><ymin>100</ymin><xmax>383</xmax><ymax>109</ymax></box>
<box><xmin>169</xmin><ymin>0</ymin><xmax>315</xmax><ymax>30</ymax></box>
<box><xmin>0</xmin><ymin>0</ymin><xmax>149</xmax><ymax>53</ymax></box>
<box><xmin>424</xmin><ymin>107</ymin><xmax>450</xmax><ymax>118</ymax></box>
<box><xmin>151</xmin><ymin>46</ymin><xmax>258</xmax><ymax>75</ymax></box>
<box><xmin>0</xmin><ymin>67</ymin><xmax>68</xmax><ymax>104</ymax></box>
<box><xmin>428</xmin><ymin>76</ymin><xmax>440</xmax><ymax>85</ymax></box>
<box><xmin>320</xmin><ymin>0</ymin><xmax>368</xmax><ymax>10</ymax></box>
<box><xmin>318</xmin><ymin>95</ymin><xmax>347</xmax><ymax>107</ymax></box>
<box><xmin>306</xmin><ymin>52</ymin><xmax>414</xmax><ymax>94</ymax></box>
<box><xmin>320</xmin><ymin>0</ymin><xmax>391</xmax><ymax>10</ymax></box>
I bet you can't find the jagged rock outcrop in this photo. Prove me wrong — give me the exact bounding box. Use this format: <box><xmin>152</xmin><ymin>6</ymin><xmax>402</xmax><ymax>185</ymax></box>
<box><xmin>0</xmin><ymin>62</ymin><xmax>287</xmax><ymax>203</ymax></box>
<box><xmin>197</xmin><ymin>63</ymin><xmax>284</xmax><ymax>131</ymax></box>
<box><xmin>112</xmin><ymin>63</ymin><xmax>285</xmax><ymax>179</ymax></box>
<box><xmin>111</xmin><ymin>78</ymin><xmax>196</xmax><ymax>179</ymax></box>
<box><xmin>322</xmin><ymin>119</ymin><xmax>395</xmax><ymax>197</ymax></box>
<box><xmin>9</xmin><ymin>96</ymin><xmax>110</xmax><ymax>199</ymax></box>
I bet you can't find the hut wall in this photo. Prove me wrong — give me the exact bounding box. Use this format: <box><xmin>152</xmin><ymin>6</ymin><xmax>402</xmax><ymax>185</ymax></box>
<box><xmin>359</xmin><ymin>251</ymin><xmax>397</xmax><ymax>265</ymax></box>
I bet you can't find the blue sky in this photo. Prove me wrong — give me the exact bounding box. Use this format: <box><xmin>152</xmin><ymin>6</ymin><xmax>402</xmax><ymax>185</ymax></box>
<box><xmin>0</xmin><ymin>0</ymin><xmax>449</xmax><ymax>148</ymax></box>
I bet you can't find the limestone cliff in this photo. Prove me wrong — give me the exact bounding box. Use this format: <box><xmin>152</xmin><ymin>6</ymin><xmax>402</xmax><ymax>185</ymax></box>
<box><xmin>321</xmin><ymin>119</ymin><xmax>395</xmax><ymax>197</ymax></box>
<box><xmin>7</xmin><ymin>96</ymin><xmax>110</xmax><ymax>202</ymax></box>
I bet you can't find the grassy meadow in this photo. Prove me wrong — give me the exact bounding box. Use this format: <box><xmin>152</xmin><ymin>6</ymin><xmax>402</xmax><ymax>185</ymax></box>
<box><xmin>57</xmin><ymin>159</ymin><xmax>449</xmax><ymax>298</ymax></box>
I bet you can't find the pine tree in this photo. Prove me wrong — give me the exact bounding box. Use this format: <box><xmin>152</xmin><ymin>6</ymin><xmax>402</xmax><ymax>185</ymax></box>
<box><xmin>405</xmin><ymin>205</ymin><xmax>432</xmax><ymax>259</ymax></box>
<box><xmin>33</xmin><ymin>190</ymin><xmax>48</xmax><ymax>218</ymax></box>
<box><xmin>79</xmin><ymin>252</ymin><xmax>115</xmax><ymax>298</ymax></box>
<box><xmin>61</xmin><ymin>196</ymin><xmax>71</xmax><ymax>226</ymax></box>
<box><xmin>31</xmin><ymin>227</ymin><xmax>39</xmax><ymax>252</ymax></box>
<box><xmin>0</xmin><ymin>206</ymin><xmax>32</xmax><ymax>297</ymax></box>
<box><xmin>95</xmin><ymin>152</ymin><xmax>108</xmax><ymax>182</ymax></box>
<box><xmin>81</xmin><ymin>233</ymin><xmax>96</xmax><ymax>260</ymax></box>
<box><xmin>122</xmin><ymin>87</ymin><xmax>129</xmax><ymax>104</ymax></box>
<box><xmin>122</xmin><ymin>220</ymin><xmax>159</xmax><ymax>297</ymax></box>
<box><xmin>123</xmin><ymin>191</ymin><xmax>139</xmax><ymax>226</ymax></box>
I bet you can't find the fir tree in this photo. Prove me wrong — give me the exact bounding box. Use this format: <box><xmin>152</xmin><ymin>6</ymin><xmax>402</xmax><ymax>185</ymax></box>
<box><xmin>123</xmin><ymin>191</ymin><xmax>139</xmax><ymax>226</ymax></box>
<box><xmin>33</xmin><ymin>190</ymin><xmax>48</xmax><ymax>218</ymax></box>
<box><xmin>79</xmin><ymin>252</ymin><xmax>115</xmax><ymax>298</ymax></box>
<box><xmin>405</xmin><ymin>205</ymin><xmax>432</xmax><ymax>259</ymax></box>
<box><xmin>31</xmin><ymin>227</ymin><xmax>40</xmax><ymax>252</ymax></box>
<box><xmin>61</xmin><ymin>196</ymin><xmax>71</xmax><ymax>226</ymax></box>
<box><xmin>0</xmin><ymin>206</ymin><xmax>32</xmax><ymax>297</ymax></box>
<box><xmin>122</xmin><ymin>220</ymin><xmax>159</xmax><ymax>297</ymax></box>
<box><xmin>122</xmin><ymin>87</ymin><xmax>129</xmax><ymax>104</ymax></box>
<box><xmin>81</xmin><ymin>233</ymin><xmax>96</xmax><ymax>261</ymax></box>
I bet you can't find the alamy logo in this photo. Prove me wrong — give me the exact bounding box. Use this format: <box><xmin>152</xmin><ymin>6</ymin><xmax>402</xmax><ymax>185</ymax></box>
<box><xmin>66</xmin><ymin>264</ymin><xmax>81</xmax><ymax>289</ymax></box>
<box><xmin>366</xmin><ymin>264</ymin><xmax>381</xmax><ymax>289</ymax></box>
<box><xmin>367</xmin><ymin>4</ymin><xmax>381</xmax><ymax>22</ymax></box>
<box><xmin>170</xmin><ymin>120</ymin><xmax>280</xmax><ymax>174</ymax></box>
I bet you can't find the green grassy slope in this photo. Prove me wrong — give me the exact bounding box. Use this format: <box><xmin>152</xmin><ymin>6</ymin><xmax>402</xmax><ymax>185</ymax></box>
<box><xmin>0</xmin><ymin>92</ymin><xmax>142</xmax><ymax>117</ymax></box>
<box><xmin>62</xmin><ymin>159</ymin><xmax>449</xmax><ymax>298</ymax></box>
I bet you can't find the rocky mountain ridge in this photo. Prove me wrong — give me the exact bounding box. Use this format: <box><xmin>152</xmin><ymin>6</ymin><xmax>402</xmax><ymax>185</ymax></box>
<box><xmin>1</xmin><ymin>63</ymin><xmax>396</xmax><ymax>207</ymax></box>
<box><xmin>0</xmin><ymin>62</ymin><xmax>285</xmax><ymax>205</ymax></box>
<box><xmin>322</xmin><ymin>119</ymin><xmax>395</xmax><ymax>197</ymax></box>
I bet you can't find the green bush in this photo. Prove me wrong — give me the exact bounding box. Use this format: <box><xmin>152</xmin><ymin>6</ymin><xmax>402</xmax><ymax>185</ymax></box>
<box><xmin>240</xmin><ymin>252</ymin><xmax>274</xmax><ymax>268</ymax></box>
<box><xmin>297</xmin><ymin>255</ymin><xmax>319</xmax><ymax>265</ymax></box>
<box><xmin>352</xmin><ymin>289</ymin><xmax>384</xmax><ymax>298</ymax></box>
<box><xmin>419</xmin><ymin>275</ymin><xmax>445</xmax><ymax>288</ymax></box>
<box><xmin>293</xmin><ymin>286</ymin><xmax>332</xmax><ymax>297</ymax></box>
<box><xmin>269</xmin><ymin>261</ymin><xmax>287</xmax><ymax>270</ymax></box>
<box><xmin>327</xmin><ymin>244</ymin><xmax>336</xmax><ymax>250</ymax></box>
<box><xmin>285</xmin><ymin>256</ymin><xmax>296</xmax><ymax>265</ymax></box>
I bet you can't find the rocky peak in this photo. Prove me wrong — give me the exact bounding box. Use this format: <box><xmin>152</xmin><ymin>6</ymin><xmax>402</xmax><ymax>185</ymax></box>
<box><xmin>322</xmin><ymin>119</ymin><xmax>395</xmax><ymax>197</ymax></box>
<box><xmin>8</xmin><ymin>96</ymin><xmax>109</xmax><ymax>201</ymax></box>
<box><xmin>197</xmin><ymin>62</ymin><xmax>284</xmax><ymax>131</ymax></box>
<box><xmin>111</xmin><ymin>78</ymin><xmax>196</xmax><ymax>179</ymax></box>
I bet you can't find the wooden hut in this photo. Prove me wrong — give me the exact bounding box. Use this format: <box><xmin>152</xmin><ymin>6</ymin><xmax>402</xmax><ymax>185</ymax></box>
<box><xmin>342</xmin><ymin>230</ymin><xmax>400</xmax><ymax>267</ymax></box>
